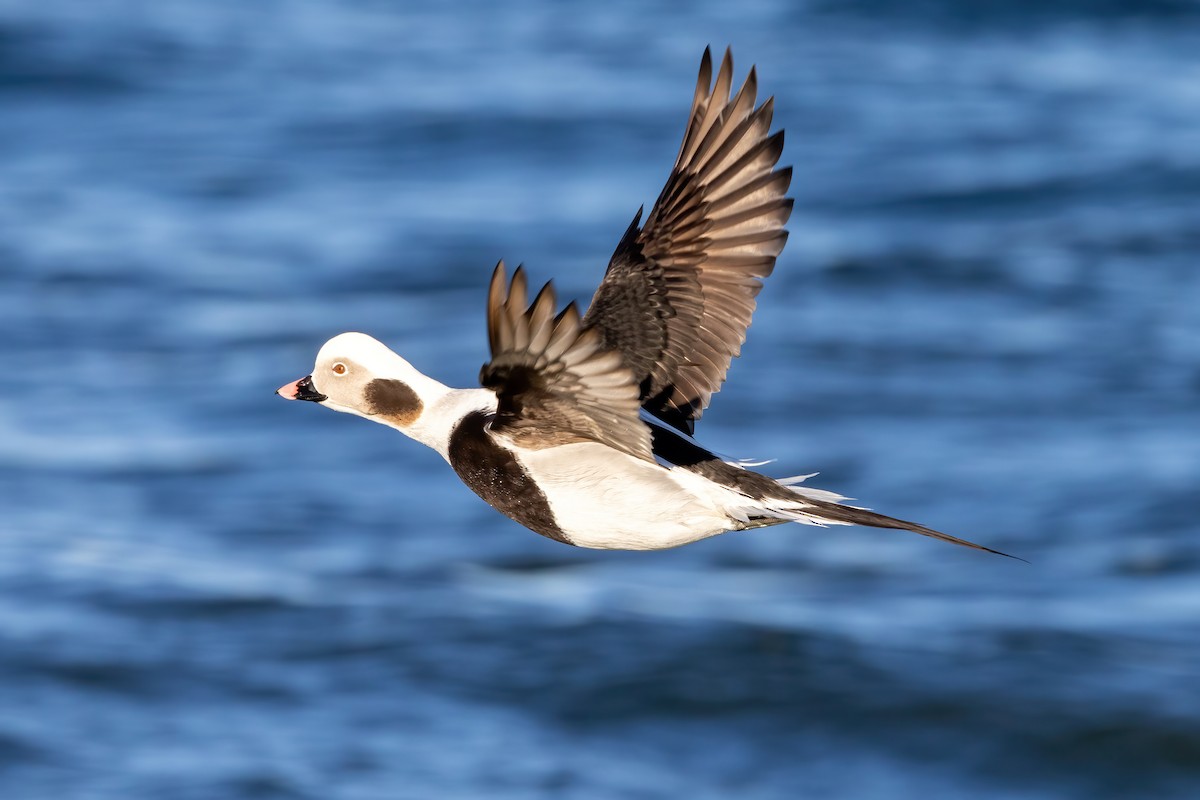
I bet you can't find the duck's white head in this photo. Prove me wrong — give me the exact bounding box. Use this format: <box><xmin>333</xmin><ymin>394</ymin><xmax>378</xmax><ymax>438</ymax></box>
<box><xmin>276</xmin><ymin>332</ymin><xmax>450</xmax><ymax>431</ymax></box>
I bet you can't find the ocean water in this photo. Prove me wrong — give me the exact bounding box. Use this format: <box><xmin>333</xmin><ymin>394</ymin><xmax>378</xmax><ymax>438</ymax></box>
<box><xmin>1</xmin><ymin>1</ymin><xmax>1198</xmax><ymax>798</ymax></box>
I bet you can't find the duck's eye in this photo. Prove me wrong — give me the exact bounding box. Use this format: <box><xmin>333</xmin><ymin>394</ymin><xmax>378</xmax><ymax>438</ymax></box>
<box><xmin>332</xmin><ymin>362</ymin><xmax>347</xmax><ymax>375</ymax></box>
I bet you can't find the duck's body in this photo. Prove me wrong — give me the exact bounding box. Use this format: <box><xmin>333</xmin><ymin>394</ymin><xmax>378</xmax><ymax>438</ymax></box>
<box><xmin>450</xmin><ymin>407</ymin><xmax>730</xmax><ymax>550</ymax></box>
<box><xmin>278</xmin><ymin>48</ymin><xmax>1009</xmax><ymax>558</ymax></box>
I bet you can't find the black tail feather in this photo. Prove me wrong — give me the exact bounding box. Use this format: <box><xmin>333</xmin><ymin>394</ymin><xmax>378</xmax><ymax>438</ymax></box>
<box><xmin>802</xmin><ymin>497</ymin><xmax>1026</xmax><ymax>562</ymax></box>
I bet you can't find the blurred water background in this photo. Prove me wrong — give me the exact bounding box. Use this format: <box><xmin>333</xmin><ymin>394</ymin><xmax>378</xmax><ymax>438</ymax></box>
<box><xmin>1</xmin><ymin>1</ymin><xmax>1199</xmax><ymax>798</ymax></box>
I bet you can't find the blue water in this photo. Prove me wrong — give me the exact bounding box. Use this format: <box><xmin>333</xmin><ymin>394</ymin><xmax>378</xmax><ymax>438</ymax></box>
<box><xmin>2</xmin><ymin>1</ymin><xmax>1199</xmax><ymax>798</ymax></box>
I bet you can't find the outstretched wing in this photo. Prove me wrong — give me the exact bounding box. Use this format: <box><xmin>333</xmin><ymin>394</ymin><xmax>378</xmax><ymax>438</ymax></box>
<box><xmin>480</xmin><ymin>261</ymin><xmax>653</xmax><ymax>462</ymax></box>
<box><xmin>582</xmin><ymin>46</ymin><xmax>792</xmax><ymax>434</ymax></box>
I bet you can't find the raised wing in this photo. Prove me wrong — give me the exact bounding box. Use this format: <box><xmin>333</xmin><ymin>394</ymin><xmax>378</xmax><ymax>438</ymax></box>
<box><xmin>480</xmin><ymin>261</ymin><xmax>653</xmax><ymax>462</ymax></box>
<box><xmin>582</xmin><ymin>47</ymin><xmax>792</xmax><ymax>434</ymax></box>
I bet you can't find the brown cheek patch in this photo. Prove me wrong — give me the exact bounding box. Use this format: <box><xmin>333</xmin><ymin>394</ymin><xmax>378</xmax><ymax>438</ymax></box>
<box><xmin>364</xmin><ymin>379</ymin><xmax>423</xmax><ymax>425</ymax></box>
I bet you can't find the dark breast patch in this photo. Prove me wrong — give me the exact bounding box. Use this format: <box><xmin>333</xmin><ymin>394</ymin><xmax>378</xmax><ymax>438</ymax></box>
<box><xmin>365</xmin><ymin>378</ymin><xmax>423</xmax><ymax>426</ymax></box>
<box><xmin>447</xmin><ymin>411</ymin><xmax>570</xmax><ymax>545</ymax></box>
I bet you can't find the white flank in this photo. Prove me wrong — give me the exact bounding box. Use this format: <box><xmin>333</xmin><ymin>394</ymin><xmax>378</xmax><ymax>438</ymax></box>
<box><xmin>517</xmin><ymin>441</ymin><xmax>736</xmax><ymax>550</ymax></box>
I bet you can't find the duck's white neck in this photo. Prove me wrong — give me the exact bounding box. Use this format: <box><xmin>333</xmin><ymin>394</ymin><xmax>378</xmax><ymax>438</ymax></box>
<box><xmin>390</xmin><ymin>383</ymin><xmax>496</xmax><ymax>461</ymax></box>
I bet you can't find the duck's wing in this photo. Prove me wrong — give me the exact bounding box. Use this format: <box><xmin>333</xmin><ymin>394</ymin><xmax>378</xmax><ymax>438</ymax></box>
<box><xmin>480</xmin><ymin>261</ymin><xmax>654</xmax><ymax>462</ymax></box>
<box><xmin>582</xmin><ymin>47</ymin><xmax>792</xmax><ymax>434</ymax></box>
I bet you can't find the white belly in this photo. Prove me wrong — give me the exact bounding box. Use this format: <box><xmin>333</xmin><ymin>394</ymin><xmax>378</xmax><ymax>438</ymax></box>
<box><xmin>517</xmin><ymin>442</ymin><xmax>736</xmax><ymax>550</ymax></box>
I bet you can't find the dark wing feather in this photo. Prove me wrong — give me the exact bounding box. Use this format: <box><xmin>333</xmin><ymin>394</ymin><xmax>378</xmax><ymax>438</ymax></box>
<box><xmin>480</xmin><ymin>261</ymin><xmax>653</xmax><ymax>462</ymax></box>
<box><xmin>582</xmin><ymin>46</ymin><xmax>793</xmax><ymax>433</ymax></box>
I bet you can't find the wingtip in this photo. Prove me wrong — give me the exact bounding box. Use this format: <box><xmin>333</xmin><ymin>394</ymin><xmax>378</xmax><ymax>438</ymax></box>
<box><xmin>695</xmin><ymin>47</ymin><xmax>714</xmax><ymax>104</ymax></box>
<box><xmin>487</xmin><ymin>260</ymin><xmax>509</xmax><ymax>351</ymax></box>
<box><xmin>715</xmin><ymin>47</ymin><xmax>734</xmax><ymax>98</ymax></box>
<box><xmin>555</xmin><ymin>300</ymin><xmax>582</xmax><ymax>328</ymax></box>
<box><xmin>508</xmin><ymin>264</ymin><xmax>529</xmax><ymax>311</ymax></box>
<box><xmin>531</xmin><ymin>279</ymin><xmax>557</xmax><ymax>314</ymax></box>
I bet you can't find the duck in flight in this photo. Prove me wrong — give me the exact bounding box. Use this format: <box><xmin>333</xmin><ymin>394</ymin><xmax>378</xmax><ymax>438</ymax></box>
<box><xmin>278</xmin><ymin>47</ymin><xmax>1011</xmax><ymax>557</ymax></box>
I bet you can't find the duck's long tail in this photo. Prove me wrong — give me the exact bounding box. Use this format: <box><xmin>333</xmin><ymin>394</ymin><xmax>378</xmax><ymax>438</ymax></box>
<box><xmin>736</xmin><ymin>473</ymin><xmax>1023</xmax><ymax>561</ymax></box>
<box><xmin>650</xmin><ymin>420</ymin><xmax>1020</xmax><ymax>560</ymax></box>
<box><xmin>786</xmin><ymin>493</ymin><xmax>1022</xmax><ymax>560</ymax></box>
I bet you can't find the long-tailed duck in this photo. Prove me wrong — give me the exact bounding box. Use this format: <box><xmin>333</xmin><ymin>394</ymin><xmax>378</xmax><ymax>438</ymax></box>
<box><xmin>278</xmin><ymin>48</ymin><xmax>1011</xmax><ymax>557</ymax></box>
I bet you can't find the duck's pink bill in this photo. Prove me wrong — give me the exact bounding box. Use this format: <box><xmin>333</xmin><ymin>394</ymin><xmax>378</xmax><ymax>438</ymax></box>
<box><xmin>276</xmin><ymin>379</ymin><xmax>302</xmax><ymax>399</ymax></box>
